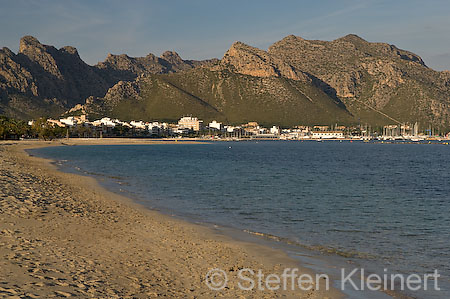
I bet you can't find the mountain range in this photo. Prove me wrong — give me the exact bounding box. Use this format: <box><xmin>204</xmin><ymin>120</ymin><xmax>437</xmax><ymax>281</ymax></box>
<box><xmin>1</xmin><ymin>35</ymin><xmax>450</xmax><ymax>128</ymax></box>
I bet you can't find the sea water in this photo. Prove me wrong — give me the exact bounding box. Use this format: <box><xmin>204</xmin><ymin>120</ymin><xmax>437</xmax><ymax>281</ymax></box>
<box><xmin>31</xmin><ymin>141</ymin><xmax>450</xmax><ymax>298</ymax></box>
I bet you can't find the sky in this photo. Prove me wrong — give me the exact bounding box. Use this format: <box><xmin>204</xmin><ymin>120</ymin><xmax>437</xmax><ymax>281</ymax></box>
<box><xmin>1</xmin><ymin>0</ymin><xmax>450</xmax><ymax>70</ymax></box>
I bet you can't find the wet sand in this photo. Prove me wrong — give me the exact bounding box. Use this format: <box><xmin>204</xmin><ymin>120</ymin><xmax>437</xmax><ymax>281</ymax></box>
<box><xmin>0</xmin><ymin>139</ymin><xmax>342</xmax><ymax>298</ymax></box>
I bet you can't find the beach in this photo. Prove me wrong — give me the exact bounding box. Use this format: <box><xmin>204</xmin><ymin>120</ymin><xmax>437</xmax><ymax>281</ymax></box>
<box><xmin>0</xmin><ymin>139</ymin><xmax>341</xmax><ymax>298</ymax></box>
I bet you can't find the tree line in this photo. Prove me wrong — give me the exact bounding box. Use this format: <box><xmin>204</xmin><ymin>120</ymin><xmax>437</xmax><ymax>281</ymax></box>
<box><xmin>0</xmin><ymin>116</ymin><xmax>30</xmax><ymax>140</ymax></box>
<box><xmin>0</xmin><ymin>115</ymin><xmax>169</xmax><ymax>140</ymax></box>
<box><xmin>0</xmin><ymin>116</ymin><xmax>68</xmax><ymax>140</ymax></box>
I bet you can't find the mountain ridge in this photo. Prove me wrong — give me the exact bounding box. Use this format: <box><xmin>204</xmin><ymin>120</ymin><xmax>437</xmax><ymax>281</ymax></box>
<box><xmin>1</xmin><ymin>34</ymin><xmax>450</xmax><ymax>129</ymax></box>
<box><xmin>268</xmin><ymin>34</ymin><xmax>450</xmax><ymax>127</ymax></box>
<box><xmin>0</xmin><ymin>36</ymin><xmax>217</xmax><ymax>119</ymax></box>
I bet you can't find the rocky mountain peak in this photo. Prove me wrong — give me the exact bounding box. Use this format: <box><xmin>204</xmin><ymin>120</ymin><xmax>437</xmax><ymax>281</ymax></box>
<box><xmin>220</xmin><ymin>41</ymin><xmax>307</xmax><ymax>81</ymax></box>
<box><xmin>106</xmin><ymin>53</ymin><xmax>130</xmax><ymax>61</ymax></box>
<box><xmin>226</xmin><ymin>41</ymin><xmax>256</xmax><ymax>53</ymax></box>
<box><xmin>161</xmin><ymin>51</ymin><xmax>183</xmax><ymax>63</ymax></box>
<box><xmin>336</xmin><ymin>34</ymin><xmax>368</xmax><ymax>44</ymax></box>
<box><xmin>60</xmin><ymin>46</ymin><xmax>79</xmax><ymax>57</ymax></box>
<box><xmin>17</xmin><ymin>35</ymin><xmax>62</xmax><ymax>79</ymax></box>
<box><xmin>1</xmin><ymin>47</ymin><xmax>15</xmax><ymax>57</ymax></box>
<box><xmin>268</xmin><ymin>35</ymin><xmax>312</xmax><ymax>55</ymax></box>
<box><xmin>0</xmin><ymin>35</ymin><xmax>114</xmax><ymax>117</ymax></box>
<box><xmin>280</xmin><ymin>35</ymin><xmax>306</xmax><ymax>43</ymax></box>
<box><xmin>230</xmin><ymin>41</ymin><xmax>246</xmax><ymax>47</ymax></box>
<box><xmin>145</xmin><ymin>53</ymin><xmax>157</xmax><ymax>59</ymax></box>
<box><xmin>160</xmin><ymin>51</ymin><xmax>203</xmax><ymax>72</ymax></box>
<box><xmin>19</xmin><ymin>35</ymin><xmax>43</xmax><ymax>53</ymax></box>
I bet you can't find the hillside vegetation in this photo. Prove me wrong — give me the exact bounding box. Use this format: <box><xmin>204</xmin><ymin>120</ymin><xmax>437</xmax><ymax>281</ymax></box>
<box><xmin>2</xmin><ymin>35</ymin><xmax>450</xmax><ymax>129</ymax></box>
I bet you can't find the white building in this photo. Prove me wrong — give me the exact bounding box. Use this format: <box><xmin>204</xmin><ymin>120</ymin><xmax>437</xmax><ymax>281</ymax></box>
<box><xmin>92</xmin><ymin>117</ymin><xmax>117</xmax><ymax>127</ymax></box>
<box><xmin>270</xmin><ymin>126</ymin><xmax>280</xmax><ymax>135</ymax></box>
<box><xmin>130</xmin><ymin>121</ymin><xmax>147</xmax><ymax>129</ymax></box>
<box><xmin>147</xmin><ymin>122</ymin><xmax>170</xmax><ymax>135</ymax></box>
<box><xmin>58</xmin><ymin>115</ymin><xmax>89</xmax><ymax>127</ymax></box>
<box><xmin>59</xmin><ymin>117</ymin><xmax>77</xmax><ymax>127</ymax></box>
<box><xmin>208</xmin><ymin>120</ymin><xmax>223</xmax><ymax>131</ymax></box>
<box><xmin>225</xmin><ymin>126</ymin><xmax>239</xmax><ymax>133</ymax></box>
<box><xmin>174</xmin><ymin>127</ymin><xmax>190</xmax><ymax>135</ymax></box>
<box><xmin>178</xmin><ymin>116</ymin><xmax>203</xmax><ymax>131</ymax></box>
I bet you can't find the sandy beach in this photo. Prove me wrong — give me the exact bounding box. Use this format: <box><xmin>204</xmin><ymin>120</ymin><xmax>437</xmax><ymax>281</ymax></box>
<box><xmin>0</xmin><ymin>139</ymin><xmax>342</xmax><ymax>298</ymax></box>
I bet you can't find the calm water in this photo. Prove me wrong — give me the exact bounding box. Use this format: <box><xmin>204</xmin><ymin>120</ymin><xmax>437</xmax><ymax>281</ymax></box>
<box><xmin>32</xmin><ymin>141</ymin><xmax>450</xmax><ymax>297</ymax></box>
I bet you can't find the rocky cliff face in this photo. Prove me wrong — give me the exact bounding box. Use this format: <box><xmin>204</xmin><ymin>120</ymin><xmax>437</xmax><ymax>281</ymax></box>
<box><xmin>267</xmin><ymin>34</ymin><xmax>425</xmax><ymax>100</ymax></box>
<box><xmin>1</xmin><ymin>36</ymin><xmax>111</xmax><ymax>118</ymax></box>
<box><xmin>0</xmin><ymin>36</ymin><xmax>216</xmax><ymax>119</ymax></box>
<box><xmin>216</xmin><ymin>41</ymin><xmax>309</xmax><ymax>82</ymax></box>
<box><xmin>95</xmin><ymin>50</ymin><xmax>218</xmax><ymax>84</ymax></box>
<box><xmin>0</xmin><ymin>46</ymin><xmax>37</xmax><ymax>96</ymax></box>
<box><xmin>16</xmin><ymin>36</ymin><xmax>112</xmax><ymax>103</ymax></box>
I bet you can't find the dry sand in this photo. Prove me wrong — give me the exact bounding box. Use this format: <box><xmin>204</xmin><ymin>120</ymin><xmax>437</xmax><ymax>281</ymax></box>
<box><xmin>0</xmin><ymin>139</ymin><xmax>342</xmax><ymax>298</ymax></box>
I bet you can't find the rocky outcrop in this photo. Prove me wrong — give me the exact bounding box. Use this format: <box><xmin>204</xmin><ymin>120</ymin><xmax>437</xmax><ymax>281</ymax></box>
<box><xmin>0</xmin><ymin>46</ymin><xmax>37</xmax><ymax>96</ymax></box>
<box><xmin>18</xmin><ymin>36</ymin><xmax>63</xmax><ymax>79</ymax></box>
<box><xmin>217</xmin><ymin>41</ymin><xmax>309</xmax><ymax>81</ymax></box>
<box><xmin>95</xmin><ymin>53</ymin><xmax>166</xmax><ymax>83</ymax></box>
<box><xmin>160</xmin><ymin>51</ymin><xmax>192</xmax><ymax>72</ymax></box>
<box><xmin>95</xmin><ymin>50</ymin><xmax>218</xmax><ymax>85</ymax></box>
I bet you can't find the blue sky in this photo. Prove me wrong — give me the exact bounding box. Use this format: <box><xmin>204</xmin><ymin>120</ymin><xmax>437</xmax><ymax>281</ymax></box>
<box><xmin>1</xmin><ymin>0</ymin><xmax>450</xmax><ymax>70</ymax></box>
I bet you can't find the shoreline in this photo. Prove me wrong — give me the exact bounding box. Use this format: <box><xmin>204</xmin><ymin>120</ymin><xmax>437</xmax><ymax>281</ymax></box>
<box><xmin>0</xmin><ymin>139</ymin><xmax>343</xmax><ymax>298</ymax></box>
